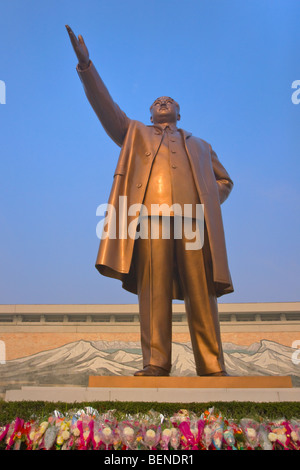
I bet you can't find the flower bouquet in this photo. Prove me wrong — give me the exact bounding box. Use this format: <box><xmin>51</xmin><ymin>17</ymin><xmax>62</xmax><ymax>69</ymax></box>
<box><xmin>179</xmin><ymin>418</ymin><xmax>205</xmax><ymax>450</ymax></box>
<box><xmin>290</xmin><ymin>419</ymin><xmax>300</xmax><ymax>450</ymax></box>
<box><xmin>118</xmin><ymin>422</ymin><xmax>138</xmax><ymax>450</ymax></box>
<box><xmin>223</xmin><ymin>419</ymin><xmax>246</xmax><ymax>450</ymax></box>
<box><xmin>1</xmin><ymin>407</ymin><xmax>300</xmax><ymax>451</ymax></box>
<box><xmin>141</xmin><ymin>426</ymin><xmax>161</xmax><ymax>450</ymax></box>
<box><xmin>240</xmin><ymin>418</ymin><xmax>260</xmax><ymax>450</ymax></box>
<box><xmin>268</xmin><ymin>419</ymin><xmax>294</xmax><ymax>450</ymax></box>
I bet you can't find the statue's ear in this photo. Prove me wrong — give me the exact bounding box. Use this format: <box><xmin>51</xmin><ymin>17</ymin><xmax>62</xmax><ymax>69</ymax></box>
<box><xmin>150</xmin><ymin>115</ymin><xmax>153</xmax><ymax>123</ymax></box>
<box><xmin>177</xmin><ymin>113</ymin><xmax>181</xmax><ymax>122</ymax></box>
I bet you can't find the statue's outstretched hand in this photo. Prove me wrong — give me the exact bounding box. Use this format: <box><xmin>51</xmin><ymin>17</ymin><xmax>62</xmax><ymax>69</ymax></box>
<box><xmin>66</xmin><ymin>25</ymin><xmax>90</xmax><ymax>69</ymax></box>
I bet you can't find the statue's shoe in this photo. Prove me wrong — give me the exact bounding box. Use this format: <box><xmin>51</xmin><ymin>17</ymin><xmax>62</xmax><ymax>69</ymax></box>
<box><xmin>200</xmin><ymin>371</ymin><xmax>230</xmax><ymax>377</ymax></box>
<box><xmin>134</xmin><ymin>365</ymin><xmax>170</xmax><ymax>377</ymax></box>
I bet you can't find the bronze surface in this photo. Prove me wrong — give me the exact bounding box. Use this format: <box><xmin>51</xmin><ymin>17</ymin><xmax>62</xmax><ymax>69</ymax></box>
<box><xmin>67</xmin><ymin>26</ymin><xmax>234</xmax><ymax>377</ymax></box>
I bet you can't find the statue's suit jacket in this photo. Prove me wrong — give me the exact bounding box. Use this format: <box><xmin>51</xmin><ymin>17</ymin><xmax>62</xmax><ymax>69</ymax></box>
<box><xmin>77</xmin><ymin>62</ymin><xmax>234</xmax><ymax>298</ymax></box>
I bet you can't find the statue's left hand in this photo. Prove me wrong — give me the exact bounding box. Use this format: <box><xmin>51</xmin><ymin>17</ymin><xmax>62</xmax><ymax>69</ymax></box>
<box><xmin>65</xmin><ymin>25</ymin><xmax>90</xmax><ymax>69</ymax></box>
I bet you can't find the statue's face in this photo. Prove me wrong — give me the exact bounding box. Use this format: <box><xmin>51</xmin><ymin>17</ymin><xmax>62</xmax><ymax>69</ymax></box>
<box><xmin>150</xmin><ymin>96</ymin><xmax>180</xmax><ymax>124</ymax></box>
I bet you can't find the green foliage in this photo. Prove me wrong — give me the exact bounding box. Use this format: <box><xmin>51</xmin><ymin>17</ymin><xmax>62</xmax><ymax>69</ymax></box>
<box><xmin>1</xmin><ymin>400</ymin><xmax>300</xmax><ymax>425</ymax></box>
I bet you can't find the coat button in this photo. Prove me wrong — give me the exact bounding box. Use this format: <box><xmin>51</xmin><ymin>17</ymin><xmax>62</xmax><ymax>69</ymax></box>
<box><xmin>172</xmin><ymin>164</ymin><xmax>177</xmax><ymax>169</ymax></box>
<box><xmin>145</xmin><ymin>152</ymin><xmax>151</xmax><ymax>156</ymax></box>
<box><xmin>171</xmin><ymin>149</ymin><xmax>176</xmax><ymax>153</ymax></box>
<box><xmin>137</xmin><ymin>183</ymin><xmax>142</xmax><ymax>188</ymax></box>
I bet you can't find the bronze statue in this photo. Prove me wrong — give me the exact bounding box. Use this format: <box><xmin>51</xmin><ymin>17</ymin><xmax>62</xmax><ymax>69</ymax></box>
<box><xmin>66</xmin><ymin>25</ymin><xmax>234</xmax><ymax>377</ymax></box>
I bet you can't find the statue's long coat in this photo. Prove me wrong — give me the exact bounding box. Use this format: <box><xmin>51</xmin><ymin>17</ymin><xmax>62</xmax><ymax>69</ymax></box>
<box><xmin>77</xmin><ymin>62</ymin><xmax>234</xmax><ymax>298</ymax></box>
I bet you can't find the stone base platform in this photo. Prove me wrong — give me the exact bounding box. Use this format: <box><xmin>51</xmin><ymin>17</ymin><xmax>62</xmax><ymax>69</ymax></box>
<box><xmin>5</xmin><ymin>375</ymin><xmax>299</xmax><ymax>403</ymax></box>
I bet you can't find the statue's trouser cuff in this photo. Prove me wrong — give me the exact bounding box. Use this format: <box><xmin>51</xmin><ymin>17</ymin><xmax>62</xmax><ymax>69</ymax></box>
<box><xmin>133</xmin><ymin>216</ymin><xmax>226</xmax><ymax>375</ymax></box>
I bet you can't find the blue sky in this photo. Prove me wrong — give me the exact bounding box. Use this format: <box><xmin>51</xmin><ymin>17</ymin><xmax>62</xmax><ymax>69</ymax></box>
<box><xmin>0</xmin><ymin>0</ymin><xmax>299</xmax><ymax>305</ymax></box>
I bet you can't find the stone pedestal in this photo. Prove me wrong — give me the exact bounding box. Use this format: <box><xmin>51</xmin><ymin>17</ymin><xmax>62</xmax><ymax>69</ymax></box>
<box><xmin>5</xmin><ymin>376</ymin><xmax>296</xmax><ymax>402</ymax></box>
<box><xmin>88</xmin><ymin>375</ymin><xmax>292</xmax><ymax>389</ymax></box>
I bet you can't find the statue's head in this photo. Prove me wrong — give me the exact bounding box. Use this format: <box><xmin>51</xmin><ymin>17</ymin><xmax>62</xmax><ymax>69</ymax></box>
<box><xmin>150</xmin><ymin>96</ymin><xmax>180</xmax><ymax>125</ymax></box>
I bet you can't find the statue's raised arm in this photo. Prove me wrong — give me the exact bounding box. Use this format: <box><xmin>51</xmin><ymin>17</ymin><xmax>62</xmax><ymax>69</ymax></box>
<box><xmin>66</xmin><ymin>25</ymin><xmax>130</xmax><ymax>147</ymax></box>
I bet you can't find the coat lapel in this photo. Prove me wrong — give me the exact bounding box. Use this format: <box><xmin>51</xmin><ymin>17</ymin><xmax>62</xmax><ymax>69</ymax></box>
<box><xmin>179</xmin><ymin>128</ymin><xmax>192</xmax><ymax>140</ymax></box>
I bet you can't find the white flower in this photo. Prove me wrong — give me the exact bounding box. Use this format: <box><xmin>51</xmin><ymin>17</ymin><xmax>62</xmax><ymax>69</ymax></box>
<box><xmin>146</xmin><ymin>429</ymin><xmax>156</xmax><ymax>438</ymax></box>
<box><xmin>268</xmin><ymin>432</ymin><xmax>277</xmax><ymax>442</ymax></box>
<box><xmin>291</xmin><ymin>431</ymin><xmax>298</xmax><ymax>442</ymax></box>
<box><xmin>123</xmin><ymin>427</ymin><xmax>134</xmax><ymax>436</ymax></box>
<box><xmin>103</xmin><ymin>427</ymin><xmax>112</xmax><ymax>437</ymax></box>
<box><xmin>73</xmin><ymin>427</ymin><xmax>80</xmax><ymax>437</ymax></box>
<box><xmin>277</xmin><ymin>434</ymin><xmax>287</xmax><ymax>445</ymax></box>
<box><xmin>162</xmin><ymin>429</ymin><xmax>172</xmax><ymax>437</ymax></box>
<box><xmin>62</xmin><ymin>430</ymin><xmax>70</xmax><ymax>441</ymax></box>
<box><xmin>247</xmin><ymin>428</ymin><xmax>257</xmax><ymax>438</ymax></box>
